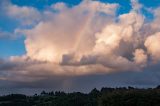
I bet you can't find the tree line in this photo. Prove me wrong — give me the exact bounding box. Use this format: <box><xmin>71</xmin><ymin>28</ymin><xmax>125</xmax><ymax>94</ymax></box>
<box><xmin>1</xmin><ymin>86</ymin><xmax>160</xmax><ymax>106</ymax></box>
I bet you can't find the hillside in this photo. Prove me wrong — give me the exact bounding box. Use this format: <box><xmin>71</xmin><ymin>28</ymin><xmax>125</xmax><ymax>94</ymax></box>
<box><xmin>0</xmin><ymin>86</ymin><xmax>160</xmax><ymax>106</ymax></box>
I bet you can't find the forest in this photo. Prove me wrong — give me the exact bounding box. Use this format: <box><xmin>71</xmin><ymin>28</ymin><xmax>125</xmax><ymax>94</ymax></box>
<box><xmin>0</xmin><ymin>86</ymin><xmax>160</xmax><ymax>106</ymax></box>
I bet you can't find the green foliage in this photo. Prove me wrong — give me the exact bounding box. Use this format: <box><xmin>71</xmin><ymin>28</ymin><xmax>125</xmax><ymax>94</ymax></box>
<box><xmin>1</xmin><ymin>86</ymin><xmax>160</xmax><ymax>106</ymax></box>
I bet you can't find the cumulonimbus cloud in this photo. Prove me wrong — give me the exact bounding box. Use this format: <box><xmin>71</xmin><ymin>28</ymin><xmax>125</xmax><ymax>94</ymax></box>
<box><xmin>1</xmin><ymin>0</ymin><xmax>160</xmax><ymax>79</ymax></box>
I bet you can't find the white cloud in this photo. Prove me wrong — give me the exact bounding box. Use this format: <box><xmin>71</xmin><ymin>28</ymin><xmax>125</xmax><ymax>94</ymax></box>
<box><xmin>22</xmin><ymin>0</ymin><xmax>118</xmax><ymax>64</ymax></box>
<box><xmin>133</xmin><ymin>49</ymin><xmax>147</xmax><ymax>68</ymax></box>
<box><xmin>11</xmin><ymin>0</ymin><xmax>143</xmax><ymax>76</ymax></box>
<box><xmin>1</xmin><ymin>0</ymin><xmax>160</xmax><ymax>79</ymax></box>
<box><xmin>131</xmin><ymin>0</ymin><xmax>143</xmax><ymax>11</ymax></box>
<box><xmin>3</xmin><ymin>1</ymin><xmax>41</xmax><ymax>25</ymax></box>
<box><xmin>145</xmin><ymin>32</ymin><xmax>160</xmax><ymax>62</ymax></box>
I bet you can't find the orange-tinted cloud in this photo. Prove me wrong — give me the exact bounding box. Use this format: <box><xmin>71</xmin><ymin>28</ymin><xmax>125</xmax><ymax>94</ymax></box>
<box><xmin>1</xmin><ymin>0</ymin><xmax>160</xmax><ymax>79</ymax></box>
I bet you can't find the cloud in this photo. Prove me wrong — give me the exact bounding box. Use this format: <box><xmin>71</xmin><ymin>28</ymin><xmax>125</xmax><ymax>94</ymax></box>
<box><xmin>6</xmin><ymin>0</ymin><xmax>160</xmax><ymax>76</ymax></box>
<box><xmin>145</xmin><ymin>32</ymin><xmax>160</xmax><ymax>62</ymax></box>
<box><xmin>1</xmin><ymin>0</ymin><xmax>41</xmax><ymax>25</ymax></box>
<box><xmin>0</xmin><ymin>0</ymin><xmax>160</xmax><ymax>93</ymax></box>
<box><xmin>0</xmin><ymin>30</ymin><xmax>13</xmax><ymax>39</ymax></box>
<box><xmin>22</xmin><ymin>0</ymin><xmax>118</xmax><ymax>63</ymax></box>
<box><xmin>131</xmin><ymin>0</ymin><xmax>143</xmax><ymax>11</ymax></box>
<box><xmin>133</xmin><ymin>49</ymin><xmax>147</xmax><ymax>68</ymax></box>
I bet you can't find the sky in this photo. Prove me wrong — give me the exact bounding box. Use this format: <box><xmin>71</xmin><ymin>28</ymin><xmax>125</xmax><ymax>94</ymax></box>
<box><xmin>0</xmin><ymin>0</ymin><xmax>160</xmax><ymax>95</ymax></box>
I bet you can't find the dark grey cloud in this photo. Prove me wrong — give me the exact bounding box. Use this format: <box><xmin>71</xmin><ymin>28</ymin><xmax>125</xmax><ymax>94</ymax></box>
<box><xmin>0</xmin><ymin>58</ymin><xmax>160</xmax><ymax>95</ymax></box>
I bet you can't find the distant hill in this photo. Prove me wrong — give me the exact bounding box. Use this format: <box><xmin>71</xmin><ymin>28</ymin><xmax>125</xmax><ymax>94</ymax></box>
<box><xmin>0</xmin><ymin>86</ymin><xmax>160</xmax><ymax>106</ymax></box>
